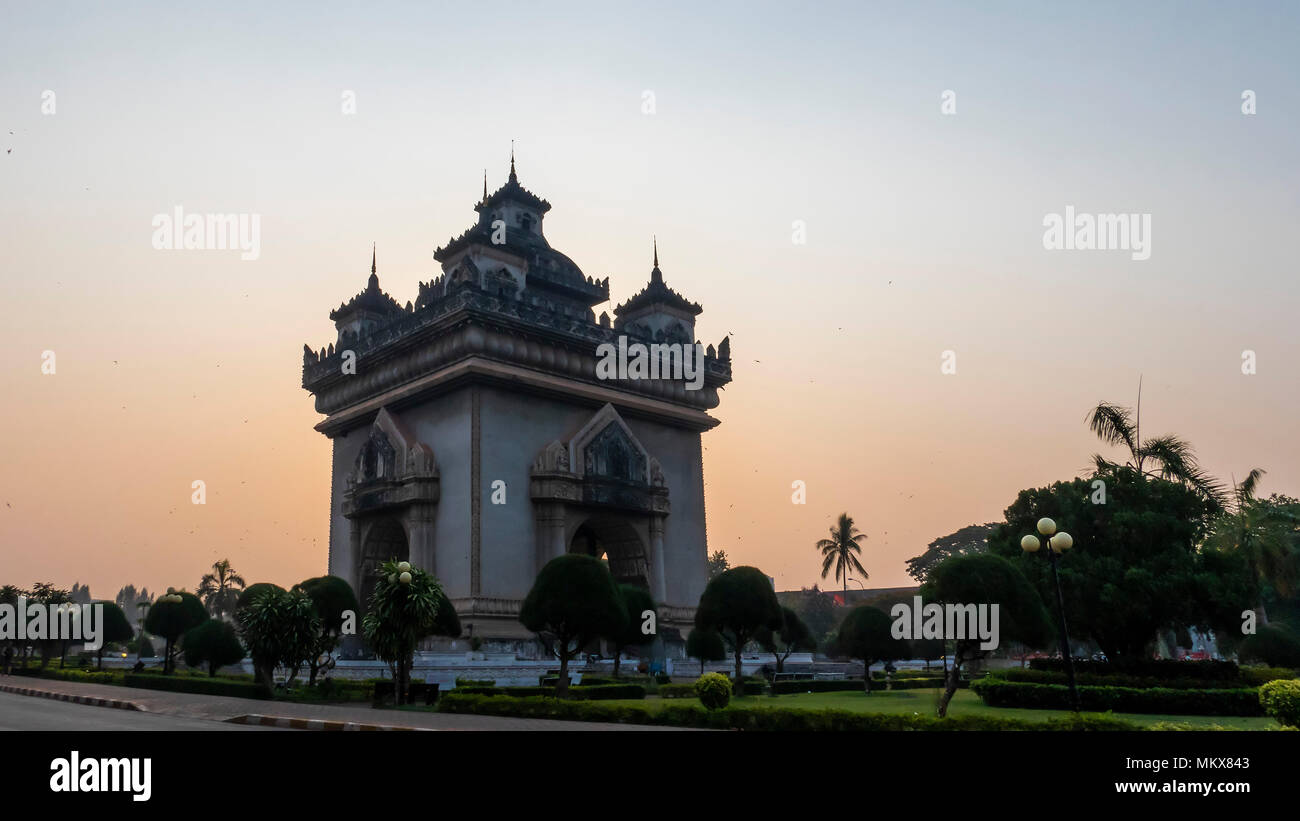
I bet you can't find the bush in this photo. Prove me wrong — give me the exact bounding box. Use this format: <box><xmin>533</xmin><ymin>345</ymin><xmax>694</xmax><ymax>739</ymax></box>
<box><xmin>1258</xmin><ymin>679</ymin><xmax>1300</xmax><ymax>728</ymax></box>
<box><xmin>436</xmin><ymin>692</ymin><xmax>1140</xmax><ymax>731</ymax></box>
<box><xmin>1239</xmin><ymin>667</ymin><xmax>1299</xmax><ymax>687</ymax></box>
<box><xmin>451</xmin><ymin>683</ymin><xmax>646</xmax><ymax>700</ymax></box>
<box><xmin>1028</xmin><ymin>657</ymin><xmax>1241</xmax><ymax>681</ymax></box>
<box><xmin>730</xmin><ymin>676</ymin><xmax>767</xmax><ymax>696</ymax></box>
<box><xmin>772</xmin><ymin>679</ymin><xmax>865</xmax><ymax>695</ymax></box>
<box><xmin>123</xmin><ymin>672</ymin><xmax>268</xmax><ymax>699</ymax></box>
<box><xmin>970</xmin><ymin>677</ymin><xmax>1262</xmax><ymax>716</ymax></box>
<box><xmin>997</xmin><ymin>667</ymin><xmax>1246</xmax><ymax>691</ymax></box>
<box><xmin>15</xmin><ymin>668</ymin><xmax>123</xmax><ymax>685</ymax></box>
<box><xmin>658</xmin><ymin>683</ymin><xmax>699</xmax><ymax>699</ymax></box>
<box><xmin>695</xmin><ymin>673</ymin><xmax>732</xmax><ymax>710</ymax></box>
<box><xmin>455</xmin><ymin>678</ymin><xmax>495</xmax><ymax>687</ymax></box>
<box><xmin>889</xmin><ymin>676</ymin><xmax>963</xmax><ymax>690</ymax></box>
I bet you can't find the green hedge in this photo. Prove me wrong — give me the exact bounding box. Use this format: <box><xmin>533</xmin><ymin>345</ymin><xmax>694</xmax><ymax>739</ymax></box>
<box><xmin>772</xmin><ymin>679</ymin><xmax>865</xmax><ymax>694</ymax></box>
<box><xmin>1240</xmin><ymin>667</ymin><xmax>1299</xmax><ymax>687</ymax></box>
<box><xmin>888</xmin><ymin>676</ymin><xmax>964</xmax><ymax>690</ymax></box>
<box><xmin>995</xmin><ymin>667</ymin><xmax>1250</xmax><ymax>691</ymax></box>
<box><xmin>1028</xmin><ymin>658</ymin><xmax>1240</xmax><ymax>681</ymax></box>
<box><xmin>970</xmin><ymin>678</ymin><xmax>1262</xmax><ymax>716</ymax></box>
<box><xmin>659</xmin><ymin>683</ymin><xmax>700</xmax><ymax>699</ymax></box>
<box><xmin>871</xmin><ymin>669</ymin><xmax>950</xmax><ymax>680</ymax></box>
<box><xmin>452</xmin><ymin>684</ymin><xmax>647</xmax><ymax>700</ymax></box>
<box><xmin>436</xmin><ymin>692</ymin><xmax>1139</xmax><ymax>731</ymax></box>
<box><xmin>12</xmin><ymin>668</ymin><xmax>124</xmax><ymax>685</ymax></box>
<box><xmin>122</xmin><ymin>672</ymin><xmax>269</xmax><ymax>699</ymax></box>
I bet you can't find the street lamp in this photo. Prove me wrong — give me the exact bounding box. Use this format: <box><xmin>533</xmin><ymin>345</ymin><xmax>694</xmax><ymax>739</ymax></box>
<box><xmin>1021</xmin><ymin>517</ymin><xmax>1080</xmax><ymax>712</ymax></box>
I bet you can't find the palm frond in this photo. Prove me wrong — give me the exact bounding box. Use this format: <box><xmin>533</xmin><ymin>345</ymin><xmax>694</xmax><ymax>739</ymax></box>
<box><xmin>1238</xmin><ymin>468</ymin><xmax>1267</xmax><ymax>504</ymax></box>
<box><xmin>1087</xmin><ymin>402</ymin><xmax>1137</xmax><ymax>456</ymax></box>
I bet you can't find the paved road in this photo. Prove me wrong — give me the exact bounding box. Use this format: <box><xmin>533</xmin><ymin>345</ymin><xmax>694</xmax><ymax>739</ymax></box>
<box><xmin>0</xmin><ymin>678</ymin><xmax>689</xmax><ymax>730</ymax></box>
<box><xmin>0</xmin><ymin>691</ymin><xmax>275</xmax><ymax>731</ymax></box>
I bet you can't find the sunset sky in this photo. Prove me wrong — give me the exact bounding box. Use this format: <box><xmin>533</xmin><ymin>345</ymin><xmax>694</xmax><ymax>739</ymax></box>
<box><xmin>2</xmin><ymin>2</ymin><xmax>1298</xmax><ymax>602</ymax></box>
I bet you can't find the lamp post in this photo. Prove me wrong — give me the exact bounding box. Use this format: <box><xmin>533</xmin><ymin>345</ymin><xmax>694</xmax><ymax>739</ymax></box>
<box><xmin>1020</xmin><ymin>517</ymin><xmax>1080</xmax><ymax>712</ymax></box>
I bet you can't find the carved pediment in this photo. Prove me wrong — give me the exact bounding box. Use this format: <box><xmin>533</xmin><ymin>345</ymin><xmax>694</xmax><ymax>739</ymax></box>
<box><xmin>583</xmin><ymin>423</ymin><xmax>645</xmax><ymax>483</ymax></box>
<box><xmin>351</xmin><ymin>407</ymin><xmax>437</xmax><ymax>486</ymax></box>
<box><xmin>532</xmin><ymin>439</ymin><xmax>571</xmax><ymax>474</ymax></box>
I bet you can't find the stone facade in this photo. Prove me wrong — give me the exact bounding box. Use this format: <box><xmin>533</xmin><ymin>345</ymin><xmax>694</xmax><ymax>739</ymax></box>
<box><xmin>303</xmin><ymin>159</ymin><xmax>731</xmax><ymax>653</ymax></box>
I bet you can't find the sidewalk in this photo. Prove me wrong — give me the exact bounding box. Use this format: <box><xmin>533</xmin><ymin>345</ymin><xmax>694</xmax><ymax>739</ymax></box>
<box><xmin>0</xmin><ymin>676</ymin><xmax>687</xmax><ymax>731</ymax></box>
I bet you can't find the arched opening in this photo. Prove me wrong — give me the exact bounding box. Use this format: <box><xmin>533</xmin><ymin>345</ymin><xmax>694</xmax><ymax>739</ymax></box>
<box><xmin>569</xmin><ymin>517</ymin><xmax>649</xmax><ymax>589</ymax></box>
<box><xmin>358</xmin><ymin>517</ymin><xmax>409</xmax><ymax>608</ymax></box>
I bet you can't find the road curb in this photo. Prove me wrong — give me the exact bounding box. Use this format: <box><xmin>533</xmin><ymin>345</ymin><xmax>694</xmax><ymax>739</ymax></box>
<box><xmin>226</xmin><ymin>714</ymin><xmax>430</xmax><ymax>731</ymax></box>
<box><xmin>0</xmin><ymin>682</ymin><xmax>144</xmax><ymax>711</ymax></box>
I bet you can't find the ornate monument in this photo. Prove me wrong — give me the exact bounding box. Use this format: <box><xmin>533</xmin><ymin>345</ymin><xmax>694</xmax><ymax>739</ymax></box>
<box><xmin>302</xmin><ymin>157</ymin><xmax>732</xmax><ymax>652</ymax></box>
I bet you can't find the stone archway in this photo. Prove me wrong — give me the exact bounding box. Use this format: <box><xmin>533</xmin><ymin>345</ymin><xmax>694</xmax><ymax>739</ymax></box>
<box><xmin>358</xmin><ymin>517</ymin><xmax>409</xmax><ymax>608</ymax></box>
<box><xmin>569</xmin><ymin>516</ymin><xmax>650</xmax><ymax>589</ymax></box>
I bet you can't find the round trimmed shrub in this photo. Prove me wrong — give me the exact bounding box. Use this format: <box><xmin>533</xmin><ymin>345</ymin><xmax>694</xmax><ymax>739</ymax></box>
<box><xmin>694</xmin><ymin>672</ymin><xmax>732</xmax><ymax>710</ymax></box>
<box><xmin>182</xmin><ymin>619</ymin><xmax>245</xmax><ymax>676</ymax></box>
<box><xmin>1259</xmin><ymin>679</ymin><xmax>1300</xmax><ymax>728</ymax></box>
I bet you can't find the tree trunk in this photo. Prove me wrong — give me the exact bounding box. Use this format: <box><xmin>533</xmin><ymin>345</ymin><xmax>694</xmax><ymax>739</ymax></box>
<box><xmin>613</xmin><ymin>651</ymin><xmax>621</xmax><ymax>678</ymax></box>
<box><xmin>97</xmin><ymin>648</ymin><xmax>104</xmax><ymax>671</ymax></box>
<box><xmin>937</xmin><ymin>649</ymin><xmax>964</xmax><ymax>718</ymax></box>
<box><xmin>734</xmin><ymin>646</ymin><xmax>744</xmax><ymax>695</ymax></box>
<box><xmin>557</xmin><ymin>647</ymin><xmax>571</xmax><ymax>698</ymax></box>
<box><xmin>863</xmin><ymin>660</ymin><xmax>871</xmax><ymax>693</ymax></box>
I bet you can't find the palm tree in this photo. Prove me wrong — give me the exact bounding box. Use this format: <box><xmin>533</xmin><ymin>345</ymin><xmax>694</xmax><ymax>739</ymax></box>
<box><xmin>1202</xmin><ymin>470</ymin><xmax>1300</xmax><ymax>625</ymax></box>
<box><xmin>197</xmin><ymin>559</ymin><xmax>247</xmax><ymax>620</ymax></box>
<box><xmin>1086</xmin><ymin>379</ymin><xmax>1226</xmax><ymax>509</ymax></box>
<box><xmin>816</xmin><ymin>513</ymin><xmax>869</xmax><ymax>604</ymax></box>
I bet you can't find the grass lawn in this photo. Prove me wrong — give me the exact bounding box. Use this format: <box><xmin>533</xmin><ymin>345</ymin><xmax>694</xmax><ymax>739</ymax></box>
<box><xmin>603</xmin><ymin>688</ymin><xmax>1279</xmax><ymax>730</ymax></box>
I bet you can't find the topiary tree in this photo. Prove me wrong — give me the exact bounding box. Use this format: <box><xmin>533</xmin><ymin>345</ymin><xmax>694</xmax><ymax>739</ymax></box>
<box><xmin>363</xmin><ymin>560</ymin><xmax>445</xmax><ymax>705</ymax></box>
<box><xmin>144</xmin><ymin>590</ymin><xmax>208</xmax><ymax>674</ymax></box>
<box><xmin>431</xmin><ymin>585</ymin><xmax>462</xmax><ymax>640</ymax></box>
<box><xmin>611</xmin><ymin>584</ymin><xmax>657</xmax><ymax>677</ymax></box>
<box><xmin>1240</xmin><ymin>624</ymin><xmax>1300</xmax><ymax>668</ymax></box>
<box><xmin>519</xmin><ymin>554</ymin><xmax>626</xmax><ymax>697</ymax></box>
<box><xmin>694</xmin><ymin>671</ymin><xmax>732</xmax><ymax>710</ymax></box>
<box><xmin>694</xmin><ymin>566</ymin><xmax>782</xmax><ymax>690</ymax></box>
<box><xmin>921</xmin><ymin>552</ymin><xmax>1051</xmax><ymax>717</ymax></box>
<box><xmin>237</xmin><ymin>587</ymin><xmax>320</xmax><ymax>695</ymax></box>
<box><xmin>756</xmin><ymin>606</ymin><xmax>816</xmax><ymax>674</ymax></box>
<box><xmin>182</xmin><ymin>619</ymin><xmax>245</xmax><ymax>676</ymax></box>
<box><xmin>235</xmin><ymin>582</ymin><xmax>285</xmax><ymax>614</ymax></box>
<box><xmin>686</xmin><ymin>627</ymin><xmax>727</xmax><ymax>675</ymax></box>
<box><xmin>94</xmin><ymin>602</ymin><xmax>134</xmax><ymax>671</ymax></box>
<box><xmin>836</xmin><ymin>606</ymin><xmax>908</xmax><ymax>693</ymax></box>
<box><xmin>295</xmin><ymin>575</ymin><xmax>360</xmax><ymax>686</ymax></box>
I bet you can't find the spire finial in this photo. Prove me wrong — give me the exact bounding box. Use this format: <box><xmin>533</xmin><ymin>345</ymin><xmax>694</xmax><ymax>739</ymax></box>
<box><xmin>371</xmin><ymin>242</ymin><xmax>376</xmax><ymax>275</ymax></box>
<box><xmin>509</xmin><ymin>140</ymin><xmax>517</xmax><ymax>183</ymax></box>
<box><xmin>482</xmin><ymin>169</ymin><xmax>488</xmax><ymax>202</ymax></box>
<box><xmin>653</xmin><ymin>235</ymin><xmax>659</xmax><ymax>269</ymax></box>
